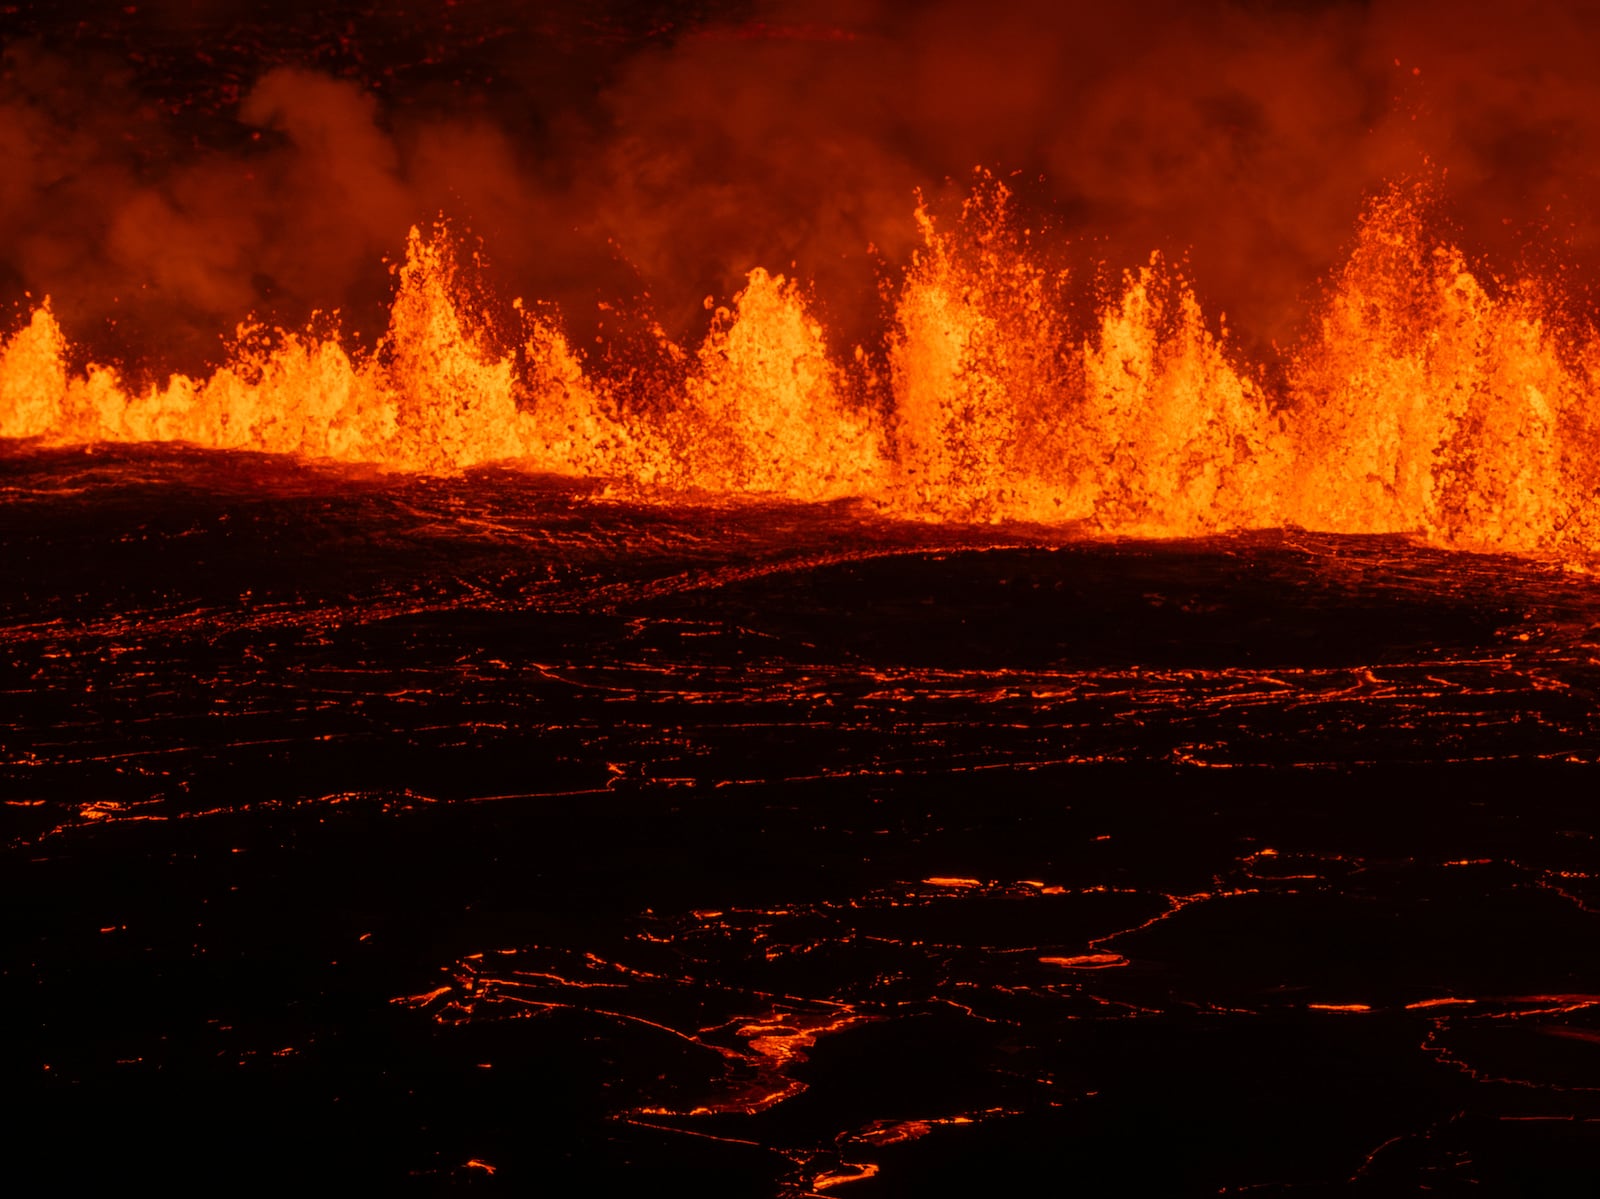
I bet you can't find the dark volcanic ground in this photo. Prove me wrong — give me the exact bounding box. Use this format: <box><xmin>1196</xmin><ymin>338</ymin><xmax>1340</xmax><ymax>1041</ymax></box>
<box><xmin>3</xmin><ymin>444</ymin><xmax>1600</xmax><ymax>1194</ymax></box>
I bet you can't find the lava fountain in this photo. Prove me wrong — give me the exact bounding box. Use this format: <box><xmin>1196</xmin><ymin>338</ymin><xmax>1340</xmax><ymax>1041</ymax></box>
<box><xmin>6</xmin><ymin>175</ymin><xmax>1600</xmax><ymax>557</ymax></box>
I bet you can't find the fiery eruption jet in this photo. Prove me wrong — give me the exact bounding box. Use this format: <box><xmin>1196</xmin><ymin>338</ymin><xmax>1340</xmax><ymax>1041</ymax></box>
<box><xmin>5</xmin><ymin>177</ymin><xmax>1600</xmax><ymax>556</ymax></box>
<box><xmin>4</xmin><ymin>1</ymin><xmax>1600</xmax><ymax>558</ymax></box>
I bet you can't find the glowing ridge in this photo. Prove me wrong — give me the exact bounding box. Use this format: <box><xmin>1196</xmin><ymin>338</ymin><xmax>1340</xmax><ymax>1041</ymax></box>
<box><xmin>5</xmin><ymin>180</ymin><xmax>1600</xmax><ymax>557</ymax></box>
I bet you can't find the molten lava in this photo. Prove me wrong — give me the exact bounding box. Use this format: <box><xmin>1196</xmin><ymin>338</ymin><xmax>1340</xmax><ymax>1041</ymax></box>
<box><xmin>5</xmin><ymin>178</ymin><xmax>1599</xmax><ymax>557</ymax></box>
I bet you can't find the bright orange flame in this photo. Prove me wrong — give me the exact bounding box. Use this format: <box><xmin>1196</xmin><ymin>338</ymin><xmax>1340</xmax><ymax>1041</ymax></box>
<box><xmin>1285</xmin><ymin>185</ymin><xmax>1596</xmax><ymax>553</ymax></box>
<box><xmin>6</xmin><ymin>178</ymin><xmax>1600</xmax><ymax>558</ymax></box>
<box><xmin>685</xmin><ymin>267</ymin><xmax>886</xmax><ymax>500</ymax></box>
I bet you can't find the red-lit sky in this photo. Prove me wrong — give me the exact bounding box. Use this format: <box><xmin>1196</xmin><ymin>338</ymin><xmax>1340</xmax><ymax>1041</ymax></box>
<box><xmin>3</xmin><ymin>0</ymin><xmax>1599</xmax><ymax>368</ymax></box>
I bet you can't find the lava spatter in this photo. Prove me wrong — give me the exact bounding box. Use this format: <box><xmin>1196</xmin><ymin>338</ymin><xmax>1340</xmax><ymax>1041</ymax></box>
<box><xmin>8</xmin><ymin>177</ymin><xmax>1600</xmax><ymax>560</ymax></box>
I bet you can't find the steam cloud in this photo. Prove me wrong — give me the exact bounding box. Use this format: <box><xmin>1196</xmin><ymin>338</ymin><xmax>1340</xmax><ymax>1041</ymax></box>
<box><xmin>3</xmin><ymin>0</ymin><xmax>1599</xmax><ymax>374</ymax></box>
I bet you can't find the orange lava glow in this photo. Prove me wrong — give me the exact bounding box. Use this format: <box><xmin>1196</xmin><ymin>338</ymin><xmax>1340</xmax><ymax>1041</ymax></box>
<box><xmin>6</xmin><ymin>177</ymin><xmax>1600</xmax><ymax>557</ymax></box>
<box><xmin>1307</xmin><ymin>1003</ymin><xmax>1374</xmax><ymax>1014</ymax></box>
<box><xmin>1039</xmin><ymin>953</ymin><xmax>1128</xmax><ymax>970</ymax></box>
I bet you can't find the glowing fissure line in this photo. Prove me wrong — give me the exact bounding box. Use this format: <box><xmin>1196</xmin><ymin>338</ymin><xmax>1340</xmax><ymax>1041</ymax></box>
<box><xmin>8</xmin><ymin>181</ymin><xmax>1600</xmax><ymax>558</ymax></box>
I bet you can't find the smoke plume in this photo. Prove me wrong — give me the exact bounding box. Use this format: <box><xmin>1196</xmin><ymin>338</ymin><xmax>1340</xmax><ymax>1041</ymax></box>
<box><xmin>3</xmin><ymin>0</ymin><xmax>1600</xmax><ymax>374</ymax></box>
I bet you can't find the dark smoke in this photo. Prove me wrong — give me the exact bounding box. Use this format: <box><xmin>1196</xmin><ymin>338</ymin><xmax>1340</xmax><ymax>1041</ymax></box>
<box><xmin>3</xmin><ymin>0</ymin><xmax>1600</xmax><ymax>376</ymax></box>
